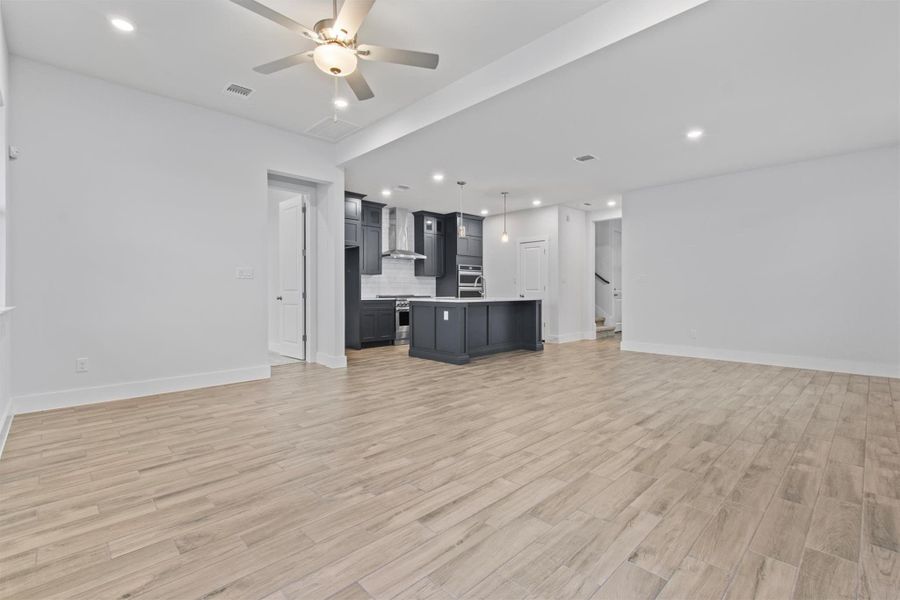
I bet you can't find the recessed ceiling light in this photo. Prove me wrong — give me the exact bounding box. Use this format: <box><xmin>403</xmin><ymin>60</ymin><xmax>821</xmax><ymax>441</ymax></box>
<box><xmin>432</xmin><ymin>173</ymin><xmax>444</xmax><ymax>182</ymax></box>
<box><xmin>480</xmin><ymin>209</ymin><xmax>489</xmax><ymax>215</ymax></box>
<box><xmin>333</xmin><ymin>98</ymin><xmax>348</xmax><ymax>109</ymax></box>
<box><xmin>532</xmin><ymin>199</ymin><xmax>541</xmax><ymax>206</ymax></box>
<box><xmin>381</xmin><ymin>189</ymin><xmax>391</xmax><ymax>197</ymax></box>
<box><xmin>685</xmin><ymin>128</ymin><xmax>704</xmax><ymax>140</ymax></box>
<box><xmin>109</xmin><ymin>17</ymin><xmax>135</xmax><ymax>32</ymax></box>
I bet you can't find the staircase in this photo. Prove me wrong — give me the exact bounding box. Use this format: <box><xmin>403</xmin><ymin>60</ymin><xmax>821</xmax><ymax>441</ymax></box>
<box><xmin>595</xmin><ymin>316</ymin><xmax>617</xmax><ymax>339</ymax></box>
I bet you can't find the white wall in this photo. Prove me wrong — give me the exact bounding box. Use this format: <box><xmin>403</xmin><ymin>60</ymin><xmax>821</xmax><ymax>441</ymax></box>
<box><xmin>0</xmin><ymin>8</ymin><xmax>12</xmax><ymax>450</ymax></box>
<box><xmin>9</xmin><ymin>58</ymin><xmax>346</xmax><ymax>413</ymax></box>
<box><xmin>557</xmin><ymin>206</ymin><xmax>594</xmax><ymax>342</ymax></box>
<box><xmin>622</xmin><ymin>145</ymin><xmax>900</xmax><ymax>377</ymax></box>
<box><xmin>484</xmin><ymin>205</ymin><xmax>595</xmax><ymax>342</ymax></box>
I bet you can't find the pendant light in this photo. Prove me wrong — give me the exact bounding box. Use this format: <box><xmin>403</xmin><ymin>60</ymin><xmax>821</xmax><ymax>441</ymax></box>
<box><xmin>500</xmin><ymin>192</ymin><xmax>509</xmax><ymax>243</ymax></box>
<box><xmin>456</xmin><ymin>181</ymin><xmax>467</xmax><ymax>238</ymax></box>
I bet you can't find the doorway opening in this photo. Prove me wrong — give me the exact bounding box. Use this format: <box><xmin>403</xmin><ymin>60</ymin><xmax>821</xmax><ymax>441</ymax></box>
<box><xmin>267</xmin><ymin>176</ymin><xmax>313</xmax><ymax>366</ymax></box>
<box><xmin>594</xmin><ymin>218</ymin><xmax>622</xmax><ymax>336</ymax></box>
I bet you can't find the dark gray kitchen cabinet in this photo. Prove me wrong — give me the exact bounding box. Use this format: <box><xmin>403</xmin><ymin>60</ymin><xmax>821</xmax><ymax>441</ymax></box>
<box><xmin>362</xmin><ymin>204</ymin><xmax>382</xmax><ymax>226</ymax></box>
<box><xmin>413</xmin><ymin>212</ymin><xmax>445</xmax><ymax>277</ymax></box>
<box><xmin>360</xmin><ymin>301</ymin><xmax>395</xmax><ymax>343</ymax></box>
<box><xmin>462</xmin><ymin>216</ymin><xmax>483</xmax><ymax>237</ymax></box>
<box><xmin>361</xmin><ymin>225</ymin><xmax>382</xmax><ymax>275</ymax></box>
<box><xmin>345</xmin><ymin>197</ymin><xmax>362</xmax><ymax>221</ymax></box>
<box><xmin>457</xmin><ymin>234</ymin><xmax>482</xmax><ymax>258</ymax></box>
<box><xmin>345</xmin><ymin>221</ymin><xmax>360</xmax><ymax>247</ymax></box>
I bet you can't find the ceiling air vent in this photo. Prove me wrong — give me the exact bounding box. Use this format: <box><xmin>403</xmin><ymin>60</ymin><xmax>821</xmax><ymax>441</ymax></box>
<box><xmin>574</xmin><ymin>154</ymin><xmax>597</xmax><ymax>162</ymax></box>
<box><xmin>305</xmin><ymin>116</ymin><xmax>361</xmax><ymax>142</ymax></box>
<box><xmin>223</xmin><ymin>83</ymin><xmax>254</xmax><ymax>98</ymax></box>
<box><xmin>396</xmin><ymin>184</ymin><xmax>411</xmax><ymax>191</ymax></box>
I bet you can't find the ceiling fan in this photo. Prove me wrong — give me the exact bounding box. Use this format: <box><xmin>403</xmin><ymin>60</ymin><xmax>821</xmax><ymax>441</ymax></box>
<box><xmin>230</xmin><ymin>0</ymin><xmax>439</xmax><ymax>101</ymax></box>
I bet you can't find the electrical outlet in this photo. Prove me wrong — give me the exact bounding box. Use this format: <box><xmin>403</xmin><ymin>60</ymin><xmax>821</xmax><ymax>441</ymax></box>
<box><xmin>75</xmin><ymin>357</ymin><xmax>89</xmax><ymax>373</ymax></box>
<box><xmin>235</xmin><ymin>267</ymin><xmax>254</xmax><ymax>279</ymax></box>
<box><xmin>689</xmin><ymin>329</ymin><xmax>698</xmax><ymax>340</ymax></box>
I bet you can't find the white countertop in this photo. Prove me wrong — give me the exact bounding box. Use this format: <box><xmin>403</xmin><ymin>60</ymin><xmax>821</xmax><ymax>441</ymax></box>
<box><xmin>408</xmin><ymin>297</ymin><xmax>538</xmax><ymax>303</ymax></box>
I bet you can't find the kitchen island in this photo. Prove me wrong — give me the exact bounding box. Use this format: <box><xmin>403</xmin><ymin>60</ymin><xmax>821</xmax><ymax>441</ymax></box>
<box><xmin>408</xmin><ymin>298</ymin><xmax>542</xmax><ymax>364</ymax></box>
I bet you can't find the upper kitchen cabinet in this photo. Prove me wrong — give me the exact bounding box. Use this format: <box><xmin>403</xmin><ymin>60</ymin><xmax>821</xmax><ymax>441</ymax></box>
<box><xmin>344</xmin><ymin>193</ymin><xmax>383</xmax><ymax>273</ymax></box>
<box><xmin>413</xmin><ymin>212</ymin><xmax>445</xmax><ymax>277</ymax></box>
<box><xmin>449</xmin><ymin>213</ymin><xmax>484</xmax><ymax>260</ymax></box>
<box><xmin>344</xmin><ymin>192</ymin><xmax>365</xmax><ymax>248</ymax></box>
<box><xmin>359</xmin><ymin>200</ymin><xmax>385</xmax><ymax>275</ymax></box>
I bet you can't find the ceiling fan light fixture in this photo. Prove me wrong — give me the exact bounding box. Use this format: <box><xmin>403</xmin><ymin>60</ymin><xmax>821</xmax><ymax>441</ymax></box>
<box><xmin>314</xmin><ymin>43</ymin><xmax>357</xmax><ymax>77</ymax></box>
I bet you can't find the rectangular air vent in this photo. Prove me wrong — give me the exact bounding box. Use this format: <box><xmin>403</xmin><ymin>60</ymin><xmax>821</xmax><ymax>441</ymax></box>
<box><xmin>305</xmin><ymin>116</ymin><xmax>361</xmax><ymax>142</ymax></box>
<box><xmin>396</xmin><ymin>184</ymin><xmax>411</xmax><ymax>191</ymax></box>
<box><xmin>223</xmin><ymin>83</ymin><xmax>254</xmax><ymax>98</ymax></box>
<box><xmin>574</xmin><ymin>154</ymin><xmax>597</xmax><ymax>162</ymax></box>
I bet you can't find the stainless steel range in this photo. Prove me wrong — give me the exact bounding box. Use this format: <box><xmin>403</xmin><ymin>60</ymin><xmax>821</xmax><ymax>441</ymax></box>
<box><xmin>375</xmin><ymin>295</ymin><xmax>432</xmax><ymax>344</ymax></box>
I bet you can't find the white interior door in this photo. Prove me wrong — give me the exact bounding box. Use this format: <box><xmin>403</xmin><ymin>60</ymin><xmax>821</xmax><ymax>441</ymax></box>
<box><xmin>517</xmin><ymin>239</ymin><xmax>548</xmax><ymax>331</ymax></box>
<box><xmin>612</xmin><ymin>228</ymin><xmax>622</xmax><ymax>331</ymax></box>
<box><xmin>277</xmin><ymin>197</ymin><xmax>305</xmax><ymax>359</ymax></box>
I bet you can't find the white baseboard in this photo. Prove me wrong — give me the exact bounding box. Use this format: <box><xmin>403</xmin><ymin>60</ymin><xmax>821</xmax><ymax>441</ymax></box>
<box><xmin>0</xmin><ymin>411</ymin><xmax>12</xmax><ymax>460</ymax></box>
<box><xmin>12</xmin><ymin>365</ymin><xmax>272</xmax><ymax>415</ymax></box>
<box><xmin>620</xmin><ymin>341</ymin><xmax>900</xmax><ymax>378</ymax></box>
<box><xmin>315</xmin><ymin>352</ymin><xmax>347</xmax><ymax>369</ymax></box>
<box><xmin>546</xmin><ymin>330</ymin><xmax>597</xmax><ymax>344</ymax></box>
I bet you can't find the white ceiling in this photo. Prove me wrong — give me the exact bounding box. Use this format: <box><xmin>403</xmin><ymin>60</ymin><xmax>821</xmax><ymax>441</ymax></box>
<box><xmin>2</xmin><ymin>0</ymin><xmax>605</xmax><ymax>139</ymax></box>
<box><xmin>344</xmin><ymin>0</ymin><xmax>900</xmax><ymax>215</ymax></box>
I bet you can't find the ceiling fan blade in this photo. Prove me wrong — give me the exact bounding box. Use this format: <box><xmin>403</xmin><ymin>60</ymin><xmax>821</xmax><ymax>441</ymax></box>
<box><xmin>253</xmin><ymin>52</ymin><xmax>313</xmax><ymax>74</ymax></box>
<box><xmin>333</xmin><ymin>0</ymin><xmax>375</xmax><ymax>39</ymax></box>
<box><xmin>230</xmin><ymin>0</ymin><xmax>319</xmax><ymax>41</ymax></box>
<box><xmin>345</xmin><ymin>70</ymin><xmax>374</xmax><ymax>101</ymax></box>
<box><xmin>357</xmin><ymin>45</ymin><xmax>439</xmax><ymax>69</ymax></box>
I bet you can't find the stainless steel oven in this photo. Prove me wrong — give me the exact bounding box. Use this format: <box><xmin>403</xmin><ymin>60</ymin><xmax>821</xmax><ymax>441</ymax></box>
<box><xmin>458</xmin><ymin>265</ymin><xmax>482</xmax><ymax>287</ymax></box>
<box><xmin>395</xmin><ymin>299</ymin><xmax>411</xmax><ymax>344</ymax></box>
<box><xmin>458</xmin><ymin>265</ymin><xmax>484</xmax><ymax>298</ymax></box>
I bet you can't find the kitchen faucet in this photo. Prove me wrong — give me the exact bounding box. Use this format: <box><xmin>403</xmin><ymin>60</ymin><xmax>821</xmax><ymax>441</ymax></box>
<box><xmin>474</xmin><ymin>275</ymin><xmax>486</xmax><ymax>297</ymax></box>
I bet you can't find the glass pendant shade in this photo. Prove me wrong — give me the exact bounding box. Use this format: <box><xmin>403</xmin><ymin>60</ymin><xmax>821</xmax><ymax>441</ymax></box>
<box><xmin>314</xmin><ymin>43</ymin><xmax>357</xmax><ymax>77</ymax></box>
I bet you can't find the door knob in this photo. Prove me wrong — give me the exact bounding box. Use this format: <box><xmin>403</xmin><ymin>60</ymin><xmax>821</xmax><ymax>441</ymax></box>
<box><xmin>276</xmin><ymin>296</ymin><xmax>283</xmax><ymax>301</ymax></box>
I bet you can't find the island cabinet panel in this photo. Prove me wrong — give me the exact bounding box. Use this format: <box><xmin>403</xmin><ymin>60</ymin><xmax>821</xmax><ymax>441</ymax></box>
<box><xmin>435</xmin><ymin>307</ymin><xmax>466</xmax><ymax>354</ymax></box>
<box><xmin>409</xmin><ymin>299</ymin><xmax>542</xmax><ymax>364</ymax></box>
<box><xmin>411</xmin><ymin>305</ymin><xmax>436</xmax><ymax>349</ymax></box>
<box><xmin>467</xmin><ymin>304</ymin><xmax>489</xmax><ymax>351</ymax></box>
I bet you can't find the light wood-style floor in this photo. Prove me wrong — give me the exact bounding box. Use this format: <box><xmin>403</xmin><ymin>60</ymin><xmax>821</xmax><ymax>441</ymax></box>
<box><xmin>1</xmin><ymin>338</ymin><xmax>898</xmax><ymax>600</ymax></box>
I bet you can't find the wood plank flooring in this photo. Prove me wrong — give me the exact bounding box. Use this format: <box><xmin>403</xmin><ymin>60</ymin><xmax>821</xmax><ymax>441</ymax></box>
<box><xmin>1</xmin><ymin>338</ymin><xmax>898</xmax><ymax>599</ymax></box>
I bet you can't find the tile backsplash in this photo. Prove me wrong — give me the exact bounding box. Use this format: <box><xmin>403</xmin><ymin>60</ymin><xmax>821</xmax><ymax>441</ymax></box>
<box><xmin>361</xmin><ymin>258</ymin><xmax>436</xmax><ymax>298</ymax></box>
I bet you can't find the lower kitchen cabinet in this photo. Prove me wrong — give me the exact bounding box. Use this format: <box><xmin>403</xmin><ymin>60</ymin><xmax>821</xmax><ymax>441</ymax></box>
<box><xmin>360</xmin><ymin>301</ymin><xmax>395</xmax><ymax>343</ymax></box>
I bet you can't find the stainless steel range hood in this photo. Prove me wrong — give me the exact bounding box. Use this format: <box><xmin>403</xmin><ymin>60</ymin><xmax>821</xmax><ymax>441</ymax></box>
<box><xmin>383</xmin><ymin>207</ymin><xmax>426</xmax><ymax>260</ymax></box>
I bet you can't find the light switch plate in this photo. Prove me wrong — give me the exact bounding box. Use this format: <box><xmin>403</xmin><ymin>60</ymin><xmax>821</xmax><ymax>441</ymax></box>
<box><xmin>443</xmin><ymin>310</ymin><xmax>449</xmax><ymax>320</ymax></box>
